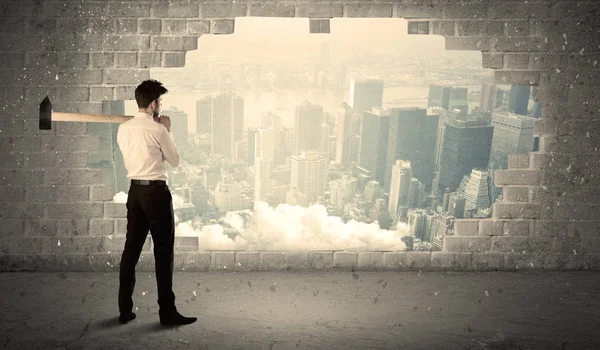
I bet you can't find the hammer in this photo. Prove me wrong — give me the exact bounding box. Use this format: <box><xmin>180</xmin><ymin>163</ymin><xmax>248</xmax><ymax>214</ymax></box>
<box><xmin>39</xmin><ymin>95</ymin><xmax>132</xmax><ymax>130</ymax></box>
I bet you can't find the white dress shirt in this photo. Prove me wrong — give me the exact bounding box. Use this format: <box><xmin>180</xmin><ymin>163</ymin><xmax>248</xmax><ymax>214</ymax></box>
<box><xmin>117</xmin><ymin>111</ymin><xmax>180</xmax><ymax>181</ymax></box>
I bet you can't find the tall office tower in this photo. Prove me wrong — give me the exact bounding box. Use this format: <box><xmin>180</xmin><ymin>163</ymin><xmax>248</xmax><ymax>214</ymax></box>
<box><xmin>349</xmin><ymin>134</ymin><xmax>361</xmax><ymax>163</ymax></box>
<box><xmin>447</xmin><ymin>192</ymin><xmax>466</xmax><ymax>218</ymax></box>
<box><xmin>328</xmin><ymin>135</ymin><xmax>336</xmax><ymax>161</ymax></box>
<box><xmin>487</xmin><ymin>163</ymin><xmax>503</xmax><ymax>204</ymax></box>
<box><xmin>254</xmin><ymin>156</ymin><xmax>272</xmax><ymax>202</ymax></box>
<box><xmin>438</xmin><ymin>119</ymin><xmax>494</xmax><ymax>193</ymax></box>
<box><xmin>329</xmin><ymin>175</ymin><xmax>358</xmax><ymax>210</ymax></box>
<box><xmin>480</xmin><ymin>83</ymin><xmax>498</xmax><ymax>113</ymax></box>
<box><xmin>290</xmin><ymin>150</ymin><xmax>328</xmax><ymax>204</ymax></box>
<box><xmin>211</xmin><ymin>93</ymin><xmax>244</xmax><ymax>156</ymax></box>
<box><xmin>214</xmin><ymin>173</ymin><xmax>249</xmax><ymax>212</ymax></box>
<box><xmin>256</xmin><ymin>128</ymin><xmax>275</xmax><ymax>161</ymax></box>
<box><xmin>369</xmin><ymin>198</ymin><xmax>392</xmax><ymax>229</ymax></box>
<box><xmin>358</xmin><ymin>108</ymin><xmax>391</xmax><ymax>186</ymax></box>
<box><xmin>421</xmin><ymin>210</ymin><xmax>437</xmax><ymax>242</ymax></box>
<box><xmin>335</xmin><ymin>103</ymin><xmax>354</xmax><ymax>165</ymax></box>
<box><xmin>431</xmin><ymin>108</ymin><xmax>448</xmax><ymax>174</ymax></box>
<box><xmin>388</xmin><ymin>160</ymin><xmax>412</xmax><ymax>219</ymax></box>
<box><xmin>508</xmin><ymin>85</ymin><xmax>531</xmax><ymax>115</ymax></box>
<box><xmin>458</xmin><ymin>169</ymin><xmax>491</xmax><ymax>213</ymax></box>
<box><xmin>363</xmin><ymin>180</ymin><xmax>384</xmax><ymax>204</ymax></box>
<box><xmin>286</xmin><ymin>187</ymin><xmax>309</xmax><ymax>207</ymax></box>
<box><xmin>442</xmin><ymin>188</ymin><xmax>452</xmax><ymax>213</ymax></box>
<box><xmin>490</xmin><ymin>112</ymin><xmax>535</xmax><ymax>169</ymax></box>
<box><xmin>196</xmin><ymin>97</ymin><xmax>212</xmax><ymax>134</ymax></box>
<box><xmin>495</xmin><ymin>88</ymin><xmax>506</xmax><ymax>108</ymax></box>
<box><xmin>397</xmin><ymin>205</ymin><xmax>409</xmax><ymax>222</ymax></box>
<box><xmin>294</xmin><ymin>101</ymin><xmax>323</xmax><ymax>155</ymax></box>
<box><xmin>348</xmin><ymin>79</ymin><xmax>384</xmax><ymax>114</ymax></box>
<box><xmin>428</xmin><ymin>85</ymin><xmax>469</xmax><ymax>112</ymax></box>
<box><xmin>234</xmin><ymin>139</ymin><xmax>247</xmax><ymax>163</ymax></box>
<box><xmin>262</xmin><ymin>111</ymin><xmax>281</xmax><ymax>129</ymax></box>
<box><xmin>384</xmin><ymin>108</ymin><xmax>438</xmax><ymax>193</ymax></box>
<box><xmin>320</xmin><ymin>122</ymin><xmax>330</xmax><ymax>154</ymax></box>
<box><xmin>246</xmin><ymin>128</ymin><xmax>258</xmax><ymax>166</ymax></box>
<box><xmin>162</xmin><ymin>107</ymin><xmax>189</xmax><ymax>148</ymax></box>
<box><xmin>408</xmin><ymin>178</ymin><xmax>425</xmax><ymax>209</ymax></box>
<box><xmin>407</xmin><ymin>211</ymin><xmax>425</xmax><ymax>238</ymax></box>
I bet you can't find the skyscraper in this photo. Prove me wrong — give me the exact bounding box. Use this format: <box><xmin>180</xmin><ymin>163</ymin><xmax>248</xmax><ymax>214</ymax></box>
<box><xmin>408</xmin><ymin>178</ymin><xmax>425</xmax><ymax>209</ymax></box>
<box><xmin>447</xmin><ymin>192</ymin><xmax>466</xmax><ymax>218</ymax></box>
<box><xmin>329</xmin><ymin>175</ymin><xmax>358</xmax><ymax>210</ymax></box>
<box><xmin>211</xmin><ymin>93</ymin><xmax>244</xmax><ymax>156</ymax></box>
<box><xmin>358</xmin><ymin>108</ymin><xmax>391</xmax><ymax>186</ymax></box>
<box><xmin>246</xmin><ymin>128</ymin><xmax>258</xmax><ymax>166</ymax></box>
<box><xmin>428</xmin><ymin>85</ymin><xmax>468</xmax><ymax>113</ymax></box>
<box><xmin>438</xmin><ymin>119</ymin><xmax>494</xmax><ymax>193</ymax></box>
<box><xmin>508</xmin><ymin>85</ymin><xmax>531</xmax><ymax>115</ymax></box>
<box><xmin>290</xmin><ymin>150</ymin><xmax>328</xmax><ymax>204</ymax></box>
<box><xmin>388</xmin><ymin>160</ymin><xmax>412</xmax><ymax>219</ymax></box>
<box><xmin>490</xmin><ymin>112</ymin><xmax>535</xmax><ymax>169</ymax></box>
<box><xmin>254</xmin><ymin>128</ymin><xmax>276</xmax><ymax>202</ymax></box>
<box><xmin>335</xmin><ymin>103</ymin><xmax>354</xmax><ymax>165</ymax></box>
<box><xmin>294</xmin><ymin>101</ymin><xmax>323</xmax><ymax>155</ymax></box>
<box><xmin>162</xmin><ymin>107</ymin><xmax>189</xmax><ymax>148</ymax></box>
<box><xmin>384</xmin><ymin>108</ymin><xmax>438</xmax><ymax>193</ymax></box>
<box><xmin>458</xmin><ymin>168</ymin><xmax>491</xmax><ymax>213</ymax></box>
<box><xmin>196</xmin><ymin>97</ymin><xmax>212</xmax><ymax>134</ymax></box>
<box><xmin>349</xmin><ymin>79</ymin><xmax>384</xmax><ymax>114</ymax></box>
<box><xmin>480</xmin><ymin>83</ymin><xmax>498</xmax><ymax>113</ymax></box>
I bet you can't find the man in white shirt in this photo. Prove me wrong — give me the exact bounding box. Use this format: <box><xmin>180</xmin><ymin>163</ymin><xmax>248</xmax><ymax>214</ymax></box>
<box><xmin>116</xmin><ymin>79</ymin><xmax>196</xmax><ymax>326</ymax></box>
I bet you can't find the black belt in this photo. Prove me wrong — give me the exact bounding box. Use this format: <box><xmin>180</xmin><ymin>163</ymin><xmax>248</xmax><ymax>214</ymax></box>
<box><xmin>131</xmin><ymin>180</ymin><xmax>166</xmax><ymax>186</ymax></box>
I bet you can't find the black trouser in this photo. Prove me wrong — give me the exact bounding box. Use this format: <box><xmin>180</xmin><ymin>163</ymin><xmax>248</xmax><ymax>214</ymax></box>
<box><xmin>119</xmin><ymin>182</ymin><xmax>176</xmax><ymax>315</ymax></box>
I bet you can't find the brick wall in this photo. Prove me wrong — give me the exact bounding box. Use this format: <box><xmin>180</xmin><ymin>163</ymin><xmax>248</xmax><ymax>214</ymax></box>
<box><xmin>1</xmin><ymin>0</ymin><xmax>599</xmax><ymax>271</ymax></box>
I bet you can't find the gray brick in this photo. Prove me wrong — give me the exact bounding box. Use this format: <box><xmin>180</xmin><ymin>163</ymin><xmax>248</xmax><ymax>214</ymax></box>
<box><xmin>26</xmin><ymin>18</ymin><xmax>56</xmax><ymax>34</ymax></box>
<box><xmin>106</xmin><ymin>2</ymin><xmax>150</xmax><ymax>17</ymax></box>
<box><xmin>42</xmin><ymin>236</ymin><xmax>106</xmax><ymax>255</ymax></box>
<box><xmin>104</xmin><ymin>202</ymin><xmax>126</xmax><ymax>218</ymax></box>
<box><xmin>106</xmin><ymin>235</ymin><xmax>151</xmax><ymax>252</ymax></box>
<box><xmin>151</xmin><ymin>2</ymin><xmax>199</xmax><ymax>18</ymax></box>
<box><xmin>186</xmin><ymin>20</ymin><xmax>210</xmax><ymax>35</ymax></box>
<box><xmin>445</xmin><ymin>37</ymin><xmax>491</xmax><ymax>51</ymax></box>
<box><xmin>115</xmin><ymin>86</ymin><xmax>137</xmax><ymax>100</ymax></box>
<box><xmin>431</xmin><ymin>252</ymin><xmax>473</xmax><ymax>269</ymax></box>
<box><xmin>163</xmin><ymin>52</ymin><xmax>186</xmax><ymax>67</ymax></box>
<box><xmin>248</xmin><ymin>3</ymin><xmax>294</xmax><ymax>17</ymax></box>
<box><xmin>43</xmin><ymin>169</ymin><xmax>103</xmax><ymax>186</ymax></box>
<box><xmin>0</xmin><ymin>152</ymin><xmax>24</xmax><ymax>168</ymax></box>
<box><xmin>308</xmin><ymin>251</ymin><xmax>333</xmax><ymax>268</ymax></box>
<box><xmin>0</xmin><ymin>186</ymin><xmax>25</xmax><ymax>202</ymax></box>
<box><xmin>25</xmin><ymin>185</ymin><xmax>90</xmax><ymax>202</ymax></box>
<box><xmin>150</xmin><ymin>36</ymin><xmax>197</xmax><ymax>51</ymax></box>
<box><xmin>442</xmin><ymin>3</ymin><xmax>486</xmax><ymax>19</ymax></box>
<box><xmin>0</xmin><ymin>136</ymin><xmax>41</xmax><ymax>152</ymax></box>
<box><xmin>357</xmin><ymin>252</ymin><xmax>383</xmax><ymax>268</ymax></box>
<box><xmin>309</xmin><ymin>19</ymin><xmax>330</xmax><ymax>34</ymax></box>
<box><xmin>88</xmin><ymin>18</ymin><xmax>115</xmax><ymax>35</ymax></box>
<box><xmin>504</xmin><ymin>220</ymin><xmax>531</xmax><ymax>236</ymax></box>
<box><xmin>478</xmin><ymin>219</ymin><xmax>505</xmax><ymax>236</ymax></box>
<box><xmin>90</xmin><ymin>219</ymin><xmax>115</xmax><ymax>235</ymax></box>
<box><xmin>397</xmin><ymin>4</ymin><xmax>442</xmax><ymax>18</ymax></box>
<box><xmin>235</xmin><ymin>252</ymin><xmax>260</xmax><ymax>269</ymax></box>
<box><xmin>284</xmin><ymin>251</ymin><xmax>310</xmax><ymax>269</ymax></box>
<box><xmin>200</xmin><ymin>4</ymin><xmax>246</xmax><ymax>18</ymax></box>
<box><xmin>91</xmin><ymin>53</ymin><xmax>115</xmax><ymax>68</ymax></box>
<box><xmin>115</xmin><ymin>52</ymin><xmax>138</xmax><ymax>68</ymax></box>
<box><xmin>41</xmin><ymin>135</ymin><xmax>102</xmax><ymax>152</ymax></box>
<box><xmin>332</xmin><ymin>251</ymin><xmax>358</xmax><ymax>267</ymax></box>
<box><xmin>114</xmin><ymin>219</ymin><xmax>127</xmax><ymax>234</ymax></box>
<box><xmin>505</xmin><ymin>21</ymin><xmax>530</xmax><ymax>36</ymax></box>
<box><xmin>211</xmin><ymin>252</ymin><xmax>235</xmax><ymax>269</ymax></box>
<box><xmin>482</xmin><ymin>53</ymin><xmax>503</xmax><ymax>69</ymax></box>
<box><xmin>210</xmin><ymin>19</ymin><xmax>235</xmax><ymax>35</ymax></box>
<box><xmin>54</xmin><ymin>70</ymin><xmax>103</xmax><ymax>85</ymax></box>
<box><xmin>139</xmin><ymin>53</ymin><xmax>162</xmax><ymax>68</ymax></box>
<box><xmin>471</xmin><ymin>253</ymin><xmax>506</xmax><ymax>270</ymax></box>
<box><xmin>0</xmin><ymin>203</ymin><xmax>44</xmax><ymax>220</ymax></box>
<box><xmin>162</xmin><ymin>19</ymin><xmax>186</xmax><ymax>34</ymax></box>
<box><xmin>407</xmin><ymin>21</ymin><xmax>429</xmax><ymax>35</ymax></box>
<box><xmin>405</xmin><ymin>251</ymin><xmax>432</xmax><ymax>269</ymax></box>
<box><xmin>453</xmin><ymin>219</ymin><xmax>479</xmax><ymax>236</ymax></box>
<box><xmin>139</xmin><ymin>19</ymin><xmax>161</xmax><ymax>34</ymax></box>
<box><xmin>24</xmin><ymin>152</ymin><xmax>88</xmax><ymax>168</ymax></box>
<box><xmin>482</xmin><ymin>21</ymin><xmax>505</xmax><ymax>36</ymax></box>
<box><xmin>487</xmin><ymin>2</ymin><xmax>550</xmax><ymax>19</ymax></box>
<box><xmin>174</xmin><ymin>236</ymin><xmax>198</xmax><ymax>251</ymax></box>
<box><xmin>494</xmin><ymin>70</ymin><xmax>539</xmax><ymax>85</ymax></box>
<box><xmin>430</xmin><ymin>21</ymin><xmax>455</xmax><ymax>36</ymax></box>
<box><xmin>0</xmin><ymin>169</ymin><xmax>43</xmax><ymax>186</ymax></box>
<box><xmin>0</xmin><ymin>53</ymin><xmax>25</xmax><ymax>69</ymax></box>
<box><xmin>346</xmin><ymin>3</ymin><xmax>393</xmax><ymax>18</ymax></box>
<box><xmin>115</xmin><ymin>19</ymin><xmax>138</xmax><ymax>34</ymax></box>
<box><xmin>508</xmin><ymin>154</ymin><xmax>530</xmax><ymax>169</ymax></box>
<box><xmin>1</xmin><ymin>220</ymin><xmax>25</xmax><ymax>236</ymax></box>
<box><xmin>382</xmin><ymin>252</ymin><xmax>407</xmax><ymax>268</ymax></box>
<box><xmin>54</xmin><ymin>34</ymin><xmax>104</xmax><ymax>51</ymax></box>
<box><xmin>56</xmin><ymin>87</ymin><xmax>90</xmax><ymax>102</ymax></box>
<box><xmin>0</xmin><ymin>238</ymin><xmax>43</xmax><ymax>255</ymax></box>
<box><xmin>503</xmin><ymin>186</ymin><xmax>530</xmax><ymax>203</ymax></box>
<box><xmin>103</xmin><ymin>69</ymin><xmax>150</xmax><ymax>85</ymax></box>
<box><xmin>296</xmin><ymin>3</ymin><xmax>343</xmax><ymax>18</ymax></box>
<box><xmin>56</xmin><ymin>18</ymin><xmax>89</xmax><ymax>34</ymax></box>
<box><xmin>504</xmin><ymin>54</ymin><xmax>530</xmax><ymax>69</ymax></box>
<box><xmin>491</xmin><ymin>236</ymin><xmax>552</xmax><ymax>253</ymax></box>
<box><xmin>0</xmin><ymin>119</ymin><xmax>24</xmax><ymax>135</ymax></box>
<box><xmin>443</xmin><ymin>236</ymin><xmax>492</xmax><ymax>253</ymax></box>
<box><xmin>103</xmin><ymin>35</ymin><xmax>150</xmax><ymax>51</ymax></box>
<box><xmin>260</xmin><ymin>252</ymin><xmax>286</xmax><ymax>268</ymax></box>
<box><xmin>22</xmin><ymin>119</ymin><xmax>55</xmax><ymax>136</ymax></box>
<box><xmin>493</xmin><ymin>203</ymin><xmax>541</xmax><ymax>220</ymax></box>
<box><xmin>25</xmin><ymin>220</ymin><xmax>58</xmax><ymax>237</ymax></box>
<box><xmin>90</xmin><ymin>87</ymin><xmax>114</xmax><ymax>102</ymax></box>
<box><xmin>48</xmin><ymin>203</ymin><xmax>103</xmax><ymax>219</ymax></box>
<box><xmin>456</xmin><ymin>21</ymin><xmax>482</xmax><ymax>36</ymax></box>
<box><xmin>57</xmin><ymin>219</ymin><xmax>89</xmax><ymax>236</ymax></box>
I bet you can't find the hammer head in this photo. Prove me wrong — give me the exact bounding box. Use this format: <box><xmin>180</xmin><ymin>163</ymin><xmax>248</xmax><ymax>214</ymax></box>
<box><xmin>39</xmin><ymin>95</ymin><xmax>52</xmax><ymax>130</ymax></box>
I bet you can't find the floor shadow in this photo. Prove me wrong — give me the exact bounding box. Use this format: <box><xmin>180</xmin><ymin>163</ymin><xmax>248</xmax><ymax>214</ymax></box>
<box><xmin>95</xmin><ymin>316</ymin><xmax>123</xmax><ymax>329</ymax></box>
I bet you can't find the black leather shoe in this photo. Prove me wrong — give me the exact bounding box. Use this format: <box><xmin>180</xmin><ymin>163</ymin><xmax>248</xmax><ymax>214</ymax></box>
<box><xmin>119</xmin><ymin>312</ymin><xmax>136</xmax><ymax>324</ymax></box>
<box><xmin>159</xmin><ymin>310</ymin><xmax>197</xmax><ymax>326</ymax></box>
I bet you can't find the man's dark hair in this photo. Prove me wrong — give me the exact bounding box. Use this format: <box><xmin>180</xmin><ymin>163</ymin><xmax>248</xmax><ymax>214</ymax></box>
<box><xmin>135</xmin><ymin>79</ymin><xmax>168</xmax><ymax>108</ymax></box>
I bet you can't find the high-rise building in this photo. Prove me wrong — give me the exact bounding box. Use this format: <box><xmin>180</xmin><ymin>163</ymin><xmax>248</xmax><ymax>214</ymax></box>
<box><xmin>458</xmin><ymin>168</ymin><xmax>491</xmax><ymax>213</ymax></box>
<box><xmin>211</xmin><ymin>93</ymin><xmax>244</xmax><ymax>156</ymax></box>
<box><xmin>320</xmin><ymin>122</ymin><xmax>330</xmax><ymax>154</ymax></box>
<box><xmin>508</xmin><ymin>85</ymin><xmax>531</xmax><ymax>115</ymax></box>
<box><xmin>290</xmin><ymin>150</ymin><xmax>328</xmax><ymax>204</ymax></box>
<box><xmin>262</xmin><ymin>111</ymin><xmax>281</xmax><ymax>129</ymax></box>
<box><xmin>480</xmin><ymin>83</ymin><xmax>498</xmax><ymax>113</ymax></box>
<box><xmin>254</xmin><ymin>156</ymin><xmax>272</xmax><ymax>202</ymax></box>
<box><xmin>490</xmin><ymin>112</ymin><xmax>535</xmax><ymax>169</ymax></box>
<box><xmin>358</xmin><ymin>108</ymin><xmax>391</xmax><ymax>186</ymax></box>
<box><xmin>427</xmin><ymin>85</ymin><xmax>468</xmax><ymax>113</ymax></box>
<box><xmin>286</xmin><ymin>187</ymin><xmax>309</xmax><ymax>207</ymax></box>
<box><xmin>487</xmin><ymin>163</ymin><xmax>503</xmax><ymax>204</ymax></box>
<box><xmin>294</xmin><ymin>101</ymin><xmax>323</xmax><ymax>155</ymax></box>
<box><xmin>329</xmin><ymin>175</ymin><xmax>358</xmax><ymax>210</ymax></box>
<box><xmin>438</xmin><ymin>119</ymin><xmax>494</xmax><ymax>193</ymax></box>
<box><xmin>495</xmin><ymin>88</ymin><xmax>506</xmax><ymax>108</ymax></box>
<box><xmin>335</xmin><ymin>103</ymin><xmax>354</xmax><ymax>165</ymax></box>
<box><xmin>384</xmin><ymin>108</ymin><xmax>438</xmax><ymax>193</ymax></box>
<box><xmin>234</xmin><ymin>139</ymin><xmax>247</xmax><ymax>163</ymax></box>
<box><xmin>363</xmin><ymin>180</ymin><xmax>384</xmax><ymax>204</ymax></box>
<box><xmin>349</xmin><ymin>79</ymin><xmax>384</xmax><ymax>114</ymax></box>
<box><xmin>196</xmin><ymin>97</ymin><xmax>212</xmax><ymax>134</ymax></box>
<box><xmin>246</xmin><ymin>128</ymin><xmax>258</xmax><ymax>166</ymax></box>
<box><xmin>408</xmin><ymin>178</ymin><xmax>425</xmax><ymax>209</ymax></box>
<box><xmin>388</xmin><ymin>160</ymin><xmax>412</xmax><ymax>219</ymax></box>
<box><xmin>447</xmin><ymin>192</ymin><xmax>466</xmax><ymax>218</ymax></box>
<box><xmin>214</xmin><ymin>172</ymin><xmax>251</xmax><ymax>212</ymax></box>
<box><xmin>162</xmin><ymin>107</ymin><xmax>189</xmax><ymax>148</ymax></box>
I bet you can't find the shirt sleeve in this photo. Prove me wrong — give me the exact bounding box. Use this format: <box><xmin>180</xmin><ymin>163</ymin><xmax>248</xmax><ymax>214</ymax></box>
<box><xmin>158</xmin><ymin>127</ymin><xmax>180</xmax><ymax>168</ymax></box>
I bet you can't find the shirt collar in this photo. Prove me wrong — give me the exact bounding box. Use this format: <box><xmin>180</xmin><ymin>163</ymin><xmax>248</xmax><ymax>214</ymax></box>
<box><xmin>134</xmin><ymin>111</ymin><xmax>154</xmax><ymax>119</ymax></box>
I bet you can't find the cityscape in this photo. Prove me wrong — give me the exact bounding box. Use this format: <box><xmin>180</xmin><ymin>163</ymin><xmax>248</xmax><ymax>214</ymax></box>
<box><xmin>113</xmin><ymin>20</ymin><xmax>541</xmax><ymax>253</ymax></box>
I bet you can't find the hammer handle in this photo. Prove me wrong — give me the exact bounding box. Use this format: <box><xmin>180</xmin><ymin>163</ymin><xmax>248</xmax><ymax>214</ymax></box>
<box><xmin>53</xmin><ymin>112</ymin><xmax>133</xmax><ymax>123</ymax></box>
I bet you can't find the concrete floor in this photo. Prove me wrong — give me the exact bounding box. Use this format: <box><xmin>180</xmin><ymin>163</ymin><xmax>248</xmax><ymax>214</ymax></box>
<box><xmin>0</xmin><ymin>270</ymin><xmax>599</xmax><ymax>350</ymax></box>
